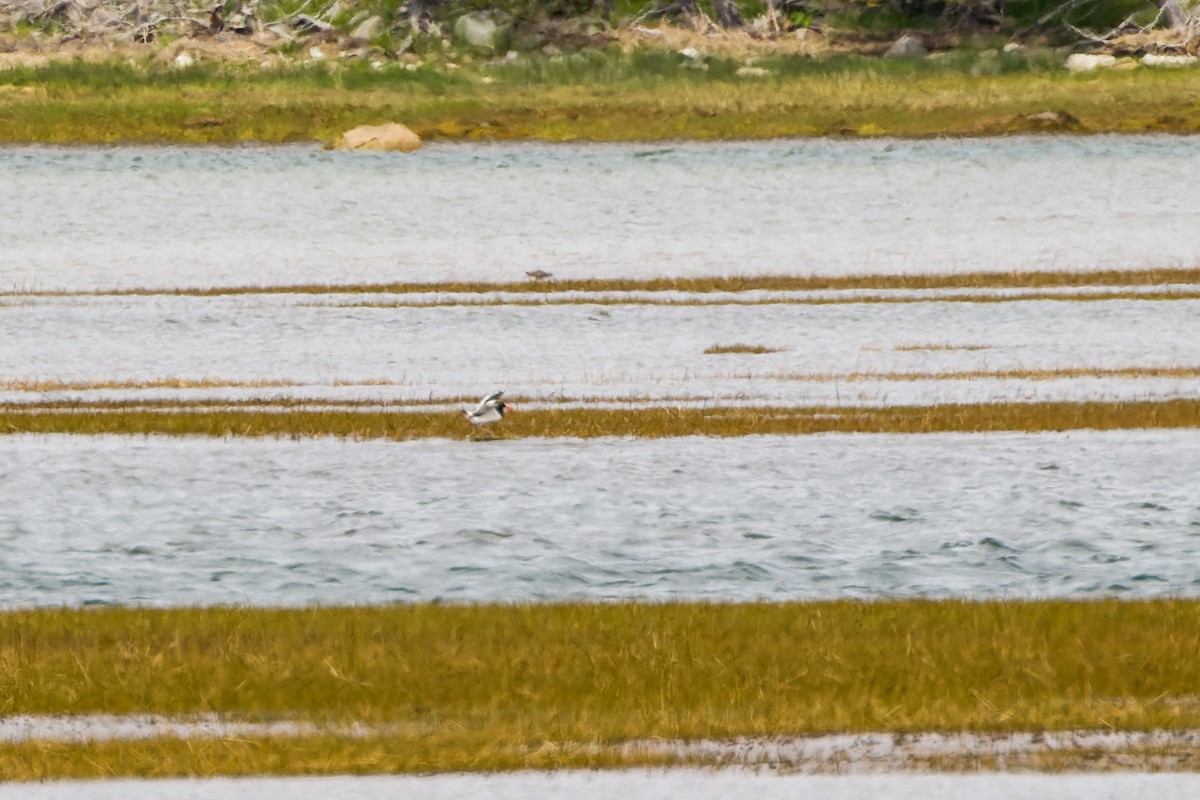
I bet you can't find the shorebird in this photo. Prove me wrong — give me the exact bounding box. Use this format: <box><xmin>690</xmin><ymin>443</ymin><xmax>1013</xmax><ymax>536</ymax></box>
<box><xmin>525</xmin><ymin>270</ymin><xmax>553</xmax><ymax>281</ymax></box>
<box><xmin>463</xmin><ymin>390</ymin><xmax>509</xmax><ymax>430</ymax></box>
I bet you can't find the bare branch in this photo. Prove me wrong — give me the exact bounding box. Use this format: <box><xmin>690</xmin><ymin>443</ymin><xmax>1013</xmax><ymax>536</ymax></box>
<box><xmin>1066</xmin><ymin>6</ymin><xmax>1166</xmax><ymax>43</ymax></box>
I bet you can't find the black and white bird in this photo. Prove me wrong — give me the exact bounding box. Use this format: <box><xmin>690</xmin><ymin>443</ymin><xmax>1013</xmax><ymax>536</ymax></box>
<box><xmin>463</xmin><ymin>390</ymin><xmax>508</xmax><ymax>427</ymax></box>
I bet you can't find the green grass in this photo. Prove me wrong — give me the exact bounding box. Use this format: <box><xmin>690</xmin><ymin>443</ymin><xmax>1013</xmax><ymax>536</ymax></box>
<box><xmin>3</xmin><ymin>398</ymin><xmax>1199</xmax><ymax>439</ymax></box>
<box><xmin>2</xmin><ymin>600</ymin><xmax>1200</xmax><ymax>779</ymax></box>
<box><xmin>3</xmin><ymin>52</ymin><xmax>1200</xmax><ymax>143</ymax></box>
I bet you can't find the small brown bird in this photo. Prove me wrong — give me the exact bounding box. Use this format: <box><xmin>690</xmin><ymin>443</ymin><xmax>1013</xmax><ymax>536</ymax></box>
<box><xmin>525</xmin><ymin>270</ymin><xmax>553</xmax><ymax>281</ymax></box>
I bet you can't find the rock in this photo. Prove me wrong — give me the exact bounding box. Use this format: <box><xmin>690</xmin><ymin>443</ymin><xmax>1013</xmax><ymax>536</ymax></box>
<box><xmin>1002</xmin><ymin>42</ymin><xmax>1024</xmax><ymax>53</ymax></box>
<box><xmin>1011</xmin><ymin>109</ymin><xmax>1082</xmax><ymax>132</ymax></box>
<box><xmin>223</xmin><ymin>8</ymin><xmax>254</xmax><ymax>35</ymax></box>
<box><xmin>262</xmin><ymin>25</ymin><xmax>295</xmax><ymax>43</ymax></box>
<box><xmin>173</xmin><ymin>50</ymin><xmax>194</xmax><ymax>69</ymax></box>
<box><xmin>509</xmin><ymin>16</ymin><xmax>614</xmax><ymax>52</ymax></box>
<box><xmin>1109</xmin><ymin>30</ymin><xmax>1189</xmax><ymax>57</ymax></box>
<box><xmin>154</xmin><ymin>39</ymin><xmax>192</xmax><ymax>66</ymax></box>
<box><xmin>883</xmin><ymin>34</ymin><xmax>926</xmax><ymax>59</ymax></box>
<box><xmin>1064</xmin><ymin>53</ymin><xmax>1116</xmax><ymax>72</ymax></box>
<box><xmin>736</xmin><ymin>65</ymin><xmax>769</xmax><ymax>77</ymax></box>
<box><xmin>1141</xmin><ymin>53</ymin><xmax>1198</xmax><ymax>68</ymax></box>
<box><xmin>87</xmin><ymin>7</ymin><xmax>123</xmax><ymax>31</ymax></box>
<box><xmin>454</xmin><ymin>11</ymin><xmax>498</xmax><ymax>52</ymax></box>
<box><xmin>331</xmin><ymin>122</ymin><xmax>422</xmax><ymax>153</ymax></box>
<box><xmin>632</xmin><ymin>24</ymin><xmax>665</xmax><ymax>38</ymax></box>
<box><xmin>678</xmin><ymin>46</ymin><xmax>701</xmax><ymax>60</ymax></box>
<box><xmin>292</xmin><ymin>14</ymin><xmax>333</xmax><ymax>34</ymax></box>
<box><xmin>350</xmin><ymin>15</ymin><xmax>384</xmax><ymax>43</ymax></box>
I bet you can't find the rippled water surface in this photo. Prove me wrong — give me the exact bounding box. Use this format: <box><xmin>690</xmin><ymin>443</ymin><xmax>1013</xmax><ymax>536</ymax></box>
<box><xmin>3</xmin><ymin>431</ymin><xmax>1198</xmax><ymax>607</ymax></box>
<box><xmin>4</xmin><ymin>137</ymin><xmax>1199</xmax><ymax>610</ymax></box>
<box><xmin>8</xmin><ymin>771</ymin><xmax>1200</xmax><ymax>800</ymax></box>
<box><xmin>6</xmin><ymin>293</ymin><xmax>1200</xmax><ymax>407</ymax></box>
<box><xmin>3</xmin><ymin>136</ymin><xmax>1200</xmax><ymax>290</ymax></box>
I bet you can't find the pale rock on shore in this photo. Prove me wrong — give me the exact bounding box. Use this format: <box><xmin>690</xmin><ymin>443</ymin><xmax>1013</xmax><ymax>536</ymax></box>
<box><xmin>330</xmin><ymin>122</ymin><xmax>422</xmax><ymax>152</ymax></box>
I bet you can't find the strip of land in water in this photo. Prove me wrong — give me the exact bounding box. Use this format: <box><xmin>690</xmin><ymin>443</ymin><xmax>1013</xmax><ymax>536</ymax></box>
<box><xmin>10</xmin><ymin>268</ymin><xmax>1199</xmax><ymax>298</ymax></box>
<box><xmin>2</xmin><ymin>600</ymin><xmax>1199</xmax><ymax>779</ymax></box>
<box><xmin>5</xmin><ymin>366</ymin><xmax>1200</xmax><ymax>407</ymax></box>
<box><xmin>2</xmin><ymin>398</ymin><xmax>1199</xmax><ymax>438</ymax></box>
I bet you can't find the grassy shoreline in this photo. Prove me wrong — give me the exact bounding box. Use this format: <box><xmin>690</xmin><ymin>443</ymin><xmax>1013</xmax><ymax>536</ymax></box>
<box><xmin>3</xmin><ymin>52</ymin><xmax>1200</xmax><ymax>144</ymax></box>
<box><xmin>3</xmin><ymin>398</ymin><xmax>1199</xmax><ymax>439</ymax></box>
<box><xmin>3</xmin><ymin>599</ymin><xmax>1200</xmax><ymax>779</ymax></box>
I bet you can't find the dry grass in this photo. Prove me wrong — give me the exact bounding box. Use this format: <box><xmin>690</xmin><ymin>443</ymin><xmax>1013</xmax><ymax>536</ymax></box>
<box><xmin>5</xmin><ymin>365</ymin><xmax>1200</xmax><ymax>409</ymax></box>
<box><xmin>308</xmin><ymin>288</ymin><xmax>1200</xmax><ymax>309</ymax></box>
<box><xmin>2</xmin><ymin>600</ymin><xmax>1200</xmax><ymax>779</ymax></box>
<box><xmin>2</xmin><ymin>397</ymin><xmax>1199</xmax><ymax>439</ymax></box>
<box><xmin>703</xmin><ymin>343</ymin><xmax>784</xmax><ymax>355</ymax></box>
<box><xmin>816</xmin><ymin>364</ymin><xmax>1200</xmax><ymax>384</ymax></box>
<box><xmin>892</xmin><ymin>343</ymin><xmax>991</xmax><ymax>352</ymax></box>
<box><xmin>13</xmin><ymin>267</ymin><xmax>1200</xmax><ymax>299</ymax></box>
<box><xmin>0</xmin><ymin>733</ymin><xmax>677</xmax><ymax>781</ymax></box>
<box><xmin>0</xmin><ymin>377</ymin><xmax>297</xmax><ymax>393</ymax></box>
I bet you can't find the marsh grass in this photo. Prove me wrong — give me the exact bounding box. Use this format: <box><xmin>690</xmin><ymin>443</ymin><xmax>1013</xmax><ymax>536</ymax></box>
<box><xmin>3</xmin><ymin>600</ymin><xmax>1200</xmax><ymax>779</ymax></box>
<box><xmin>0</xmin><ymin>733</ymin><xmax>679</xmax><ymax>781</ymax></box>
<box><xmin>2</xmin><ymin>398</ymin><xmax>1199</xmax><ymax>438</ymax></box>
<box><xmin>703</xmin><ymin>343</ymin><xmax>783</xmax><ymax>354</ymax></box>
<box><xmin>3</xmin><ymin>54</ymin><xmax>1200</xmax><ymax>143</ymax></box>
<box><xmin>6</xmin><ymin>365</ymin><xmax>1200</xmax><ymax>416</ymax></box>
<box><xmin>893</xmin><ymin>343</ymin><xmax>991</xmax><ymax>352</ymax></box>
<box><xmin>0</xmin><ymin>377</ymin><xmax>299</xmax><ymax>393</ymax></box>
<box><xmin>21</xmin><ymin>267</ymin><xmax>1200</xmax><ymax>299</ymax></box>
<box><xmin>302</xmin><ymin>288</ymin><xmax>1200</xmax><ymax>309</ymax></box>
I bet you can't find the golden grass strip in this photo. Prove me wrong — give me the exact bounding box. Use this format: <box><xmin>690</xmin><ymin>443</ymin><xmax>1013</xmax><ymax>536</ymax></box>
<box><xmin>704</xmin><ymin>344</ymin><xmax>785</xmax><ymax>354</ymax></box>
<box><xmin>892</xmin><ymin>343</ymin><xmax>991</xmax><ymax>352</ymax></box>
<box><xmin>0</xmin><ymin>377</ymin><xmax>299</xmax><ymax>393</ymax></box>
<box><xmin>0</xmin><ymin>731</ymin><xmax>679</xmax><ymax>781</ymax></box>
<box><xmin>2</xmin><ymin>398</ymin><xmax>1199</xmax><ymax>438</ymax></box>
<box><xmin>2</xmin><ymin>600</ymin><xmax>1200</xmax><ymax>780</ymax></box>
<box><xmin>6</xmin><ymin>364</ymin><xmax>1200</xmax><ymax>406</ymax></box>
<box><xmin>319</xmin><ymin>288</ymin><xmax>1200</xmax><ymax>309</ymax></box>
<box><xmin>5</xmin><ymin>728</ymin><xmax>1200</xmax><ymax>780</ymax></box>
<box><xmin>14</xmin><ymin>268</ymin><xmax>1200</xmax><ymax>299</ymax></box>
<box><xmin>815</xmin><ymin>364</ymin><xmax>1200</xmax><ymax>384</ymax></box>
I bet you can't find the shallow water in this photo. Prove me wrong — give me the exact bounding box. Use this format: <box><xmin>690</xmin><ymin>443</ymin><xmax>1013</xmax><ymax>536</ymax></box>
<box><xmin>4</xmin><ymin>138</ymin><xmax>1199</xmax><ymax>610</ymax></box>
<box><xmin>3</xmin><ymin>136</ymin><xmax>1199</xmax><ymax>291</ymax></box>
<box><xmin>3</xmin><ymin>431</ymin><xmax>1198</xmax><ymax>608</ymax></box>
<box><xmin>5</xmin><ymin>293</ymin><xmax>1200</xmax><ymax>407</ymax></box>
<box><xmin>5</xmin><ymin>770</ymin><xmax>1200</xmax><ymax>800</ymax></box>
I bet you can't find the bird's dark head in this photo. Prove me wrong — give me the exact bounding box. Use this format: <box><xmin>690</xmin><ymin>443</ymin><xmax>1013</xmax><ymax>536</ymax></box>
<box><xmin>495</xmin><ymin>401</ymin><xmax>507</xmax><ymax>416</ymax></box>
